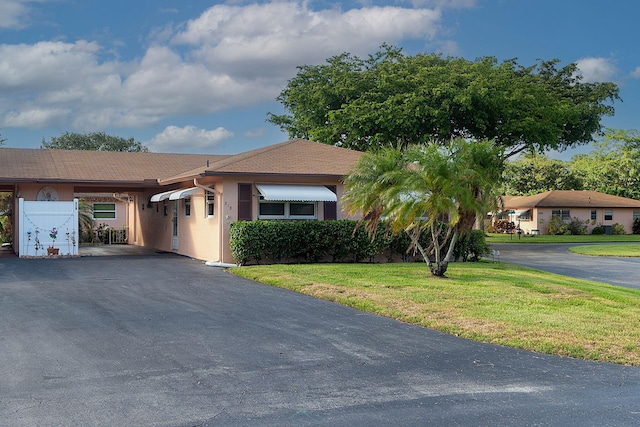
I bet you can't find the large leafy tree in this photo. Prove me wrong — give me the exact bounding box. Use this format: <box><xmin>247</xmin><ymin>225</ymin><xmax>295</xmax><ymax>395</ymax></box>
<box><xmin>269</xmin><ymin>45</ymin><xmax>619</xmax><ymax>157</ymax></box>
<box><xmin>570</xmin><ymin>129</ymin><xmax>640</xmax><ymax>200</ymax></box>
<box><xmin>502</xmin><ymin>153</ymin><xmax>583</xmax><ymax>196</ymax></box>
<box><xmin>41</xmin><ymin>132</ymin><xmax>149</xmax><ymax>152</ymax></box>
<box><xmin>343</xmin><ymin>139</ymin><xmax>504</xmax><ymax>277</ymax></box>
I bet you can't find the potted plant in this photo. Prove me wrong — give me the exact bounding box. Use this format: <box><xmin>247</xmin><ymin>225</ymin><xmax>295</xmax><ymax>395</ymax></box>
<box><xmin>47</xmin><ymin>227</ymin><xmax>59</xmax><ymax>255</ymax></box>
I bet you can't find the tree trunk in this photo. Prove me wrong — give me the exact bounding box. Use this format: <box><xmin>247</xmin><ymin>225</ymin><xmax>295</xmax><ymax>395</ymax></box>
<box><xmin>429</xmin><ymin>261</ymin><xmax>449</xmax><ymax>277</ymax></box>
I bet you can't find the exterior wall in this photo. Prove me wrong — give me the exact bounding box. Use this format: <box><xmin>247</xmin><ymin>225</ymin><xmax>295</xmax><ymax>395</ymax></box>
<box><xmin>128</xmin><ymin>177</ymin><xmax>351</xmax><ymax>264</ymax></box>
<box><xmin>17</xmin><ymin>183</ymin><xmax>75</xmax><ymax>201</ymax></box>
<box><xmin>514</xmin><ymin>207</ymin><xmax>639</xmax><ymax>234</ymax></box>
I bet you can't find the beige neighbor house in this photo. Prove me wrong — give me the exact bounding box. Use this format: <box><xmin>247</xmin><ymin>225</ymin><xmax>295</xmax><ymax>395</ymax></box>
<box><xmin>0</xmin><ymin>139</ymin><xmax>363</xmax><ymax>263</ymax></box>
<box><xmin>502</xmin><ymin>190</ymin><xmax>640</xmax><ymax>235</ymax></box>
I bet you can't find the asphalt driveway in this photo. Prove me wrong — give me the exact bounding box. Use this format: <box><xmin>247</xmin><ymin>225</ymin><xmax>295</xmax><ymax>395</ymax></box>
<box><xmin>491</xmin><ymin>242</ymin><xmax>640</xmax><ymax>289</ymax></box>
<box><xmin>2</xmin><ymin>253</ymin><xmax>640</xmax><ymax>426</ymax></box>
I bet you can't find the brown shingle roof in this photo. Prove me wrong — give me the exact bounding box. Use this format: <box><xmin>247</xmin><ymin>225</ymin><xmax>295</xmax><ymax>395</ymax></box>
<box><xmin>0</xmin><ymin>148</ymin><xmax>223</xmax><ymax>184</ymax></box>
<box><xmin>0</xmin><ymin>139</ymin><xmax>363</xmax><ymax>188</ymax></box>
<box><xmin>503</xmin><ymin>190</ymin><xmax>640</xmax><ymax>208</ymax></box>
<box><xmin>160</xmin><ymin>139</ymin><xmax>363</xmax><ymax>183</ymax></box>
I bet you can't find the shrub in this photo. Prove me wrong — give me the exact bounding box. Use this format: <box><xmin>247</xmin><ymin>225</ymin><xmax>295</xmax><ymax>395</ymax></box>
<box><xmin>453</xmin><ymin>230</ymin><xmax>491</xmax><ymax>262</ymax></box>
<box><xmin>612</xmin><ymin>223</ymin><xmax>626</xmax><ymax>235</ymax></box>
<box><xmin>591</xmin><ymin>225</ymin><xmax>605</xmax><ymax>235</ymax></box>
<box><xmin>229</xmin><ymin>220</ymin><xmax>488</xmax><ymax>266</ymax></box>
<box><xmin>548</xmin><ymin>215</ymin><xmax>587</xmax><ymax>235</ymax></box>
<box><xmin>490</xmin><ymin>220</ymin><xmax>515</xmax><ymax>234</ymax></box>
<box><xmin>633</xmin><ymin>218</ymin><xmax>640</xmax><ymax>235</ymax></box>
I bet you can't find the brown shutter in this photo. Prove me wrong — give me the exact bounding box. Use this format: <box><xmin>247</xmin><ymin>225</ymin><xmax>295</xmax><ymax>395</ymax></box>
<box><xmin>238</xmin><ymin>183</ymin><xmax>253</xmax><ymax>221</ymax></box>
<box><xmin>323</xmin><ymin>185</ymin><xmax>337</xmax><ymax>220</ymax></box>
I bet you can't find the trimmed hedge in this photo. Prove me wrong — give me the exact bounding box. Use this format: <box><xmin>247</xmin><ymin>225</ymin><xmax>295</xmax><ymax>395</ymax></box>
<box><xmin>229</xmin><ymin>220</ymin><xmax>489</xmax><ymax>265</ymax></box>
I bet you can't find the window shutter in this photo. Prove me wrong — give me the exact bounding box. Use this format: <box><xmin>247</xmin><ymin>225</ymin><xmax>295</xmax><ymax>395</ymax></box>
<box><xmin>238</xmin><ymin>183</ymin><xmax>253</xmax><ymax>221</ymax></box>
<box><xmin>323</xmin><ymin>185</ymin><xmax>337</xmax><ymax>220</ymax></box>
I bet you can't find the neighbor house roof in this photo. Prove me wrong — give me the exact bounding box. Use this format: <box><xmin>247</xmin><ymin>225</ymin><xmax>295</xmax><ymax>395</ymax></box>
<box><xmin>159</xmin><ymin>139</ymin><xmax>363</xmax><ymax>184</ymax></box>
<box><xmin>503</xmin><ymin>190</ymin><xmax>640</xmax><ymax>209</ymax></box>
<box><xmin>0</xmin><ymin>148</ymin><xmax>218</xmax><ymax>187</ymax></box>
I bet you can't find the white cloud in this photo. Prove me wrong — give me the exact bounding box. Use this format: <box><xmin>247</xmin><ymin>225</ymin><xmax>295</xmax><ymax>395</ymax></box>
<box><xmin>147</xmin><ymin>125</ymin><xmax>234</xmax><ymax>153</ymax></box>
<box><xmin>631</xmin><ymin>66</ymin><xmax>640</xmax><ymax>79</ymax></box>
<box><xmin>172</xmin><ymin>2</ymin><xmax>441</xmax><ymax>79</ymax></box>
<box><xmin>244</xmin><ymin>128</ymin><xmax>266</xmax><ymax>138</ymax></box>
<box><xmin>575</xmin><ymin>57</ymin><xmax>618</xmax><ymax>83</ymax></box>
<box><xmin>0</xmin><ymin>0</ymin><xmax>33</xmax><ymax>29</ymax></box>
<box><xmin>0</xmin><ymin>1</ymin><xmax>449</xmax><ymax>132</ymax></box>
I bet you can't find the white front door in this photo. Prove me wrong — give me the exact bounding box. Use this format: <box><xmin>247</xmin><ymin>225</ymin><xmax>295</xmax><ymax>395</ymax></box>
<box><xmin>172</xmin><ymin>201</ymin><xmax>178</xmax><ymax>250</ymax></box>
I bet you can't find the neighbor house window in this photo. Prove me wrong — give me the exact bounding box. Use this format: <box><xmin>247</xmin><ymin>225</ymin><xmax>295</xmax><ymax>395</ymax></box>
<box><xmin>551</xmin><ymin>209</ymin><xmax>570</xmax><ymax>220</ymax></box>
<box><xmin>604</xmin><ymin>209</ymin><xmax>613</xmax><ymax>221</ymax></box>
<box><xmin>93</xmin><ymin>202</ymin><xmax>116</xmax><ymax>220</ymax></box>
<box><xmin>206</xmin><ymin>193</ymin><xmax>215</xmax><ymax>217</ymax></box>
<box><xmin>591</xmin><ymin>210</ymin><xmax>597</xmax><ymax>221</ymax></box>
<box><xmin>258</xmin><ymin>198</ymin><xmax>317</xmax><ymax>219</ymax></box>
<box><xmin>184</xmin><ymin>197</ymin><xmax>191</xmax><ymax>217</ymax></box>
<box><xmin>634</xmin><ymin>210</ymin><xmax>640</xmax><ymax>221</ymax></box>
<box><xmin>518</xmin><ymin>210</ymin><xmax>531</xmax><ymax>221</ymax></box>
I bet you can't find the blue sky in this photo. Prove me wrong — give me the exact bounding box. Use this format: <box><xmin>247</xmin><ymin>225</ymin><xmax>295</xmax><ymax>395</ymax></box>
<box><xmin>1</xmin><ymin>0</ymin><xmax>638</xmax><ymax>158</ymax></box>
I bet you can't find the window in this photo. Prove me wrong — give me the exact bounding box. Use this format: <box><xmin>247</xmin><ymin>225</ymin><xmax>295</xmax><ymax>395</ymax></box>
<box><xmin>206</xmin><ymin>193</ymin><xmax>215</xmax><ymax>217</ymax></box>
<box><xmin>184</xmin><ymin>197</ymin><xmax>191</xmax><ymax>217</ymax></box>
<box><xmin>518</xmin><ymin>210</ymin><xmax>531</xmax><ymax>221</ymax></box>
<box><xmin>551</xmin><ymin>209</ymin><xmax>570</xmax><ymax>220</ymax></box>
<box><xmin>258</xmin><ymin>198</ymin><xmax>317</xmax><ymax>219</ymax></box>
<box><xmin>591</xmin><ymin>210</ymin><xmax>597</xmax><ymax>221</ymax></box>
<box><xmin>634</xmin><ymin>210</ymin><xmax>640</xmax><ymax>221</ymax></box>
<box><xmin>604</xmin><ymin>209</ymin><xmax>613</xmax><ymax>221</ymax></box>
<box><xmin>93</xmin><ymin>202</ymin><xmax>116</xmax><ymax>220</ymax></box>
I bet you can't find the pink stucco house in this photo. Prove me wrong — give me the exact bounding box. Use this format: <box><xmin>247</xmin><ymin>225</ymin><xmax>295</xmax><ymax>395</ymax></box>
<box><xmin>0</xmin><ymin>139</ymin><xmax>363</xmax><ymax>263</ymax></box>
<box><xmin>502</xmin><ymin>190</ymin><xmax>640</xmax><ymax>235</ymax></box>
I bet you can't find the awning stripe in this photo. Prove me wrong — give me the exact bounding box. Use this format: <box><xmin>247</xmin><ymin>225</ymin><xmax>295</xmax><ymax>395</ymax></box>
<box><xmin>168</xmin><ymin>187</ymin><xmax>199</xmax><ymax>200</ymax></box>
<box><xmin>256</xmin><ymin>184</ymin><xmax>337</xmax><ymax>202</ymax></box>
<box><xmin>149</xmin><ymin>189</ymin><xmax>176</xmax><ymax>203</ymax></box>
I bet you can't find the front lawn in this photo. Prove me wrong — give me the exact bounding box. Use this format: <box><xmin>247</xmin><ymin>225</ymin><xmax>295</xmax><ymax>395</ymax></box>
<box><xmin>232</xmin><ymin>262</ymin><xmax>640</xmax><ymax>365</ymax></box>
<box><xmin>568</xmin><ymin>244</ymin><xmax>640</xmax><ymax>257</ymax></box>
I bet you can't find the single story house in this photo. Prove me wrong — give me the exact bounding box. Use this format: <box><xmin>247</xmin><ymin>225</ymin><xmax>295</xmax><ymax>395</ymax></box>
<box><xmin>501</xmin><ymin>190</ymin><xmax>640</xmax><ymax>235</ymax></box>
<box><xmin>0</xmin><ymin>139</ymin><xmax>363</xmax><ymax>262</ymax></box>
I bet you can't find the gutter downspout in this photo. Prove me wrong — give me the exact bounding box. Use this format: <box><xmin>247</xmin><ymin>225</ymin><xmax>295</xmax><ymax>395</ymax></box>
<box><xmin>194</xmin><ymin>178</ymin><xmax>230</xmax><ymax>265</ymax></box>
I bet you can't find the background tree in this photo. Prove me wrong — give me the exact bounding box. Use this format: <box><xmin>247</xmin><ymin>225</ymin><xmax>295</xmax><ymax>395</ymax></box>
<box><xmin>41</xmin><ymin>132</ymin><xmax>149</xmax><ymax>152</ymax></box>
<box><xmin>270</xmin><ymin>45</ymin><xmax>619</xmax><ymax>157</ymax></box>
<box><xmin>343</xmin><ymin>139</ymin><xmax>503</xmax><ymax>277</ymax></box>
<box><xmin>502</xmin><ymin>153</ymin><xmax>583</xmax><ymax>196</ymax></box>
<box><xmin>570</xmin><ymin>128</ymin><xmax>640</xmax><ymax>200</ymax></box>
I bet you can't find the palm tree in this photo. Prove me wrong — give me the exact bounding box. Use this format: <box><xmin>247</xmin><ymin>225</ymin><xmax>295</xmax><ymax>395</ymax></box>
<box><xmin>343</xmin><ymin>138</ymin><xmax>504</xmax><ymax>276</ymax></box>
<box><xmin>78</xmin><ymin>201</ymin><xmax>94</xmax><ymax>242</ymax></box>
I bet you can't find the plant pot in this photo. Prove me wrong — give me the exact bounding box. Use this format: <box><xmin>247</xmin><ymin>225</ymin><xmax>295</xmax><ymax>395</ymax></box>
<box><xmin>47</xmin><ymin>247</ymin><xmax>59</xmax><ymax>256</ymax></box>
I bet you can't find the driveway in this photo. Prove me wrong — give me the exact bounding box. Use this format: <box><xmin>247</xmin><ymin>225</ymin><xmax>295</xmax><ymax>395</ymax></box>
<box><xmin>491</xmin><ymin>242</ymin><xmax>640</xmax><ymax>289</ymax></box>
<box><xmin>2</xmin><ymin>253</ymin><xmax>640</xmax><ymax>426</ymax></box>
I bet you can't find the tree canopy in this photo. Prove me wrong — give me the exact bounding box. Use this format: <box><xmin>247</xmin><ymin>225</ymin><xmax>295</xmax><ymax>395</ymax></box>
<box><xmin>502</xmin><ymin>153</ymin><xmax>583</xmax><ymax>196</ymax></box>
<box><xmin>343</xmin><ymin>138</ymin><xmax>504</xmax><ymax>276</ymax></box>
<box><xmin>269</xmin><ymin>45</ymin><xmax>620</xmax><ymax>157</ymax></box>
<box><xmin>41</xmin><ymin>132</ymin><xmax>149</xmax><ymax>152</ymax></box>
<box><xmin>570</xmin><ymin>129</ymin><xmax>640</xmax><ymax>200</ymax></box>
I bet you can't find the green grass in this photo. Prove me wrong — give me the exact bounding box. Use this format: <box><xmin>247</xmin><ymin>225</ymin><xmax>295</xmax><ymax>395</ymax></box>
<box><xmin>231</xmin><ymin>262</ymin><xmax>640</xmax><ymax>366</ymax></box>
<box><xmin>568</xmin><ymin>244</ymin><xmax>640</xmax><ymax>257</ymax></box>
<box><xmin>486</xmin><ymin>233</ymin><xmax>640</xmax><ymax>244</ymax></box>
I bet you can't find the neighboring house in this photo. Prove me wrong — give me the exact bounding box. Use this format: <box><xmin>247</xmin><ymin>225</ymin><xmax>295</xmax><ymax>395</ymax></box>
<box><xmin>501</xmin><ymin>190</ymin><xmax>640</xmax><ymax>235</ymax></box>
<box><xmin>0</xmin><ymin>139</ymin><xmax>363</xmax><ymax>262</ymax></box>
<box><xmin>75</xmin><ymin>193</ymin><xmax>129</xmax><ymax>229</ymax></box>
